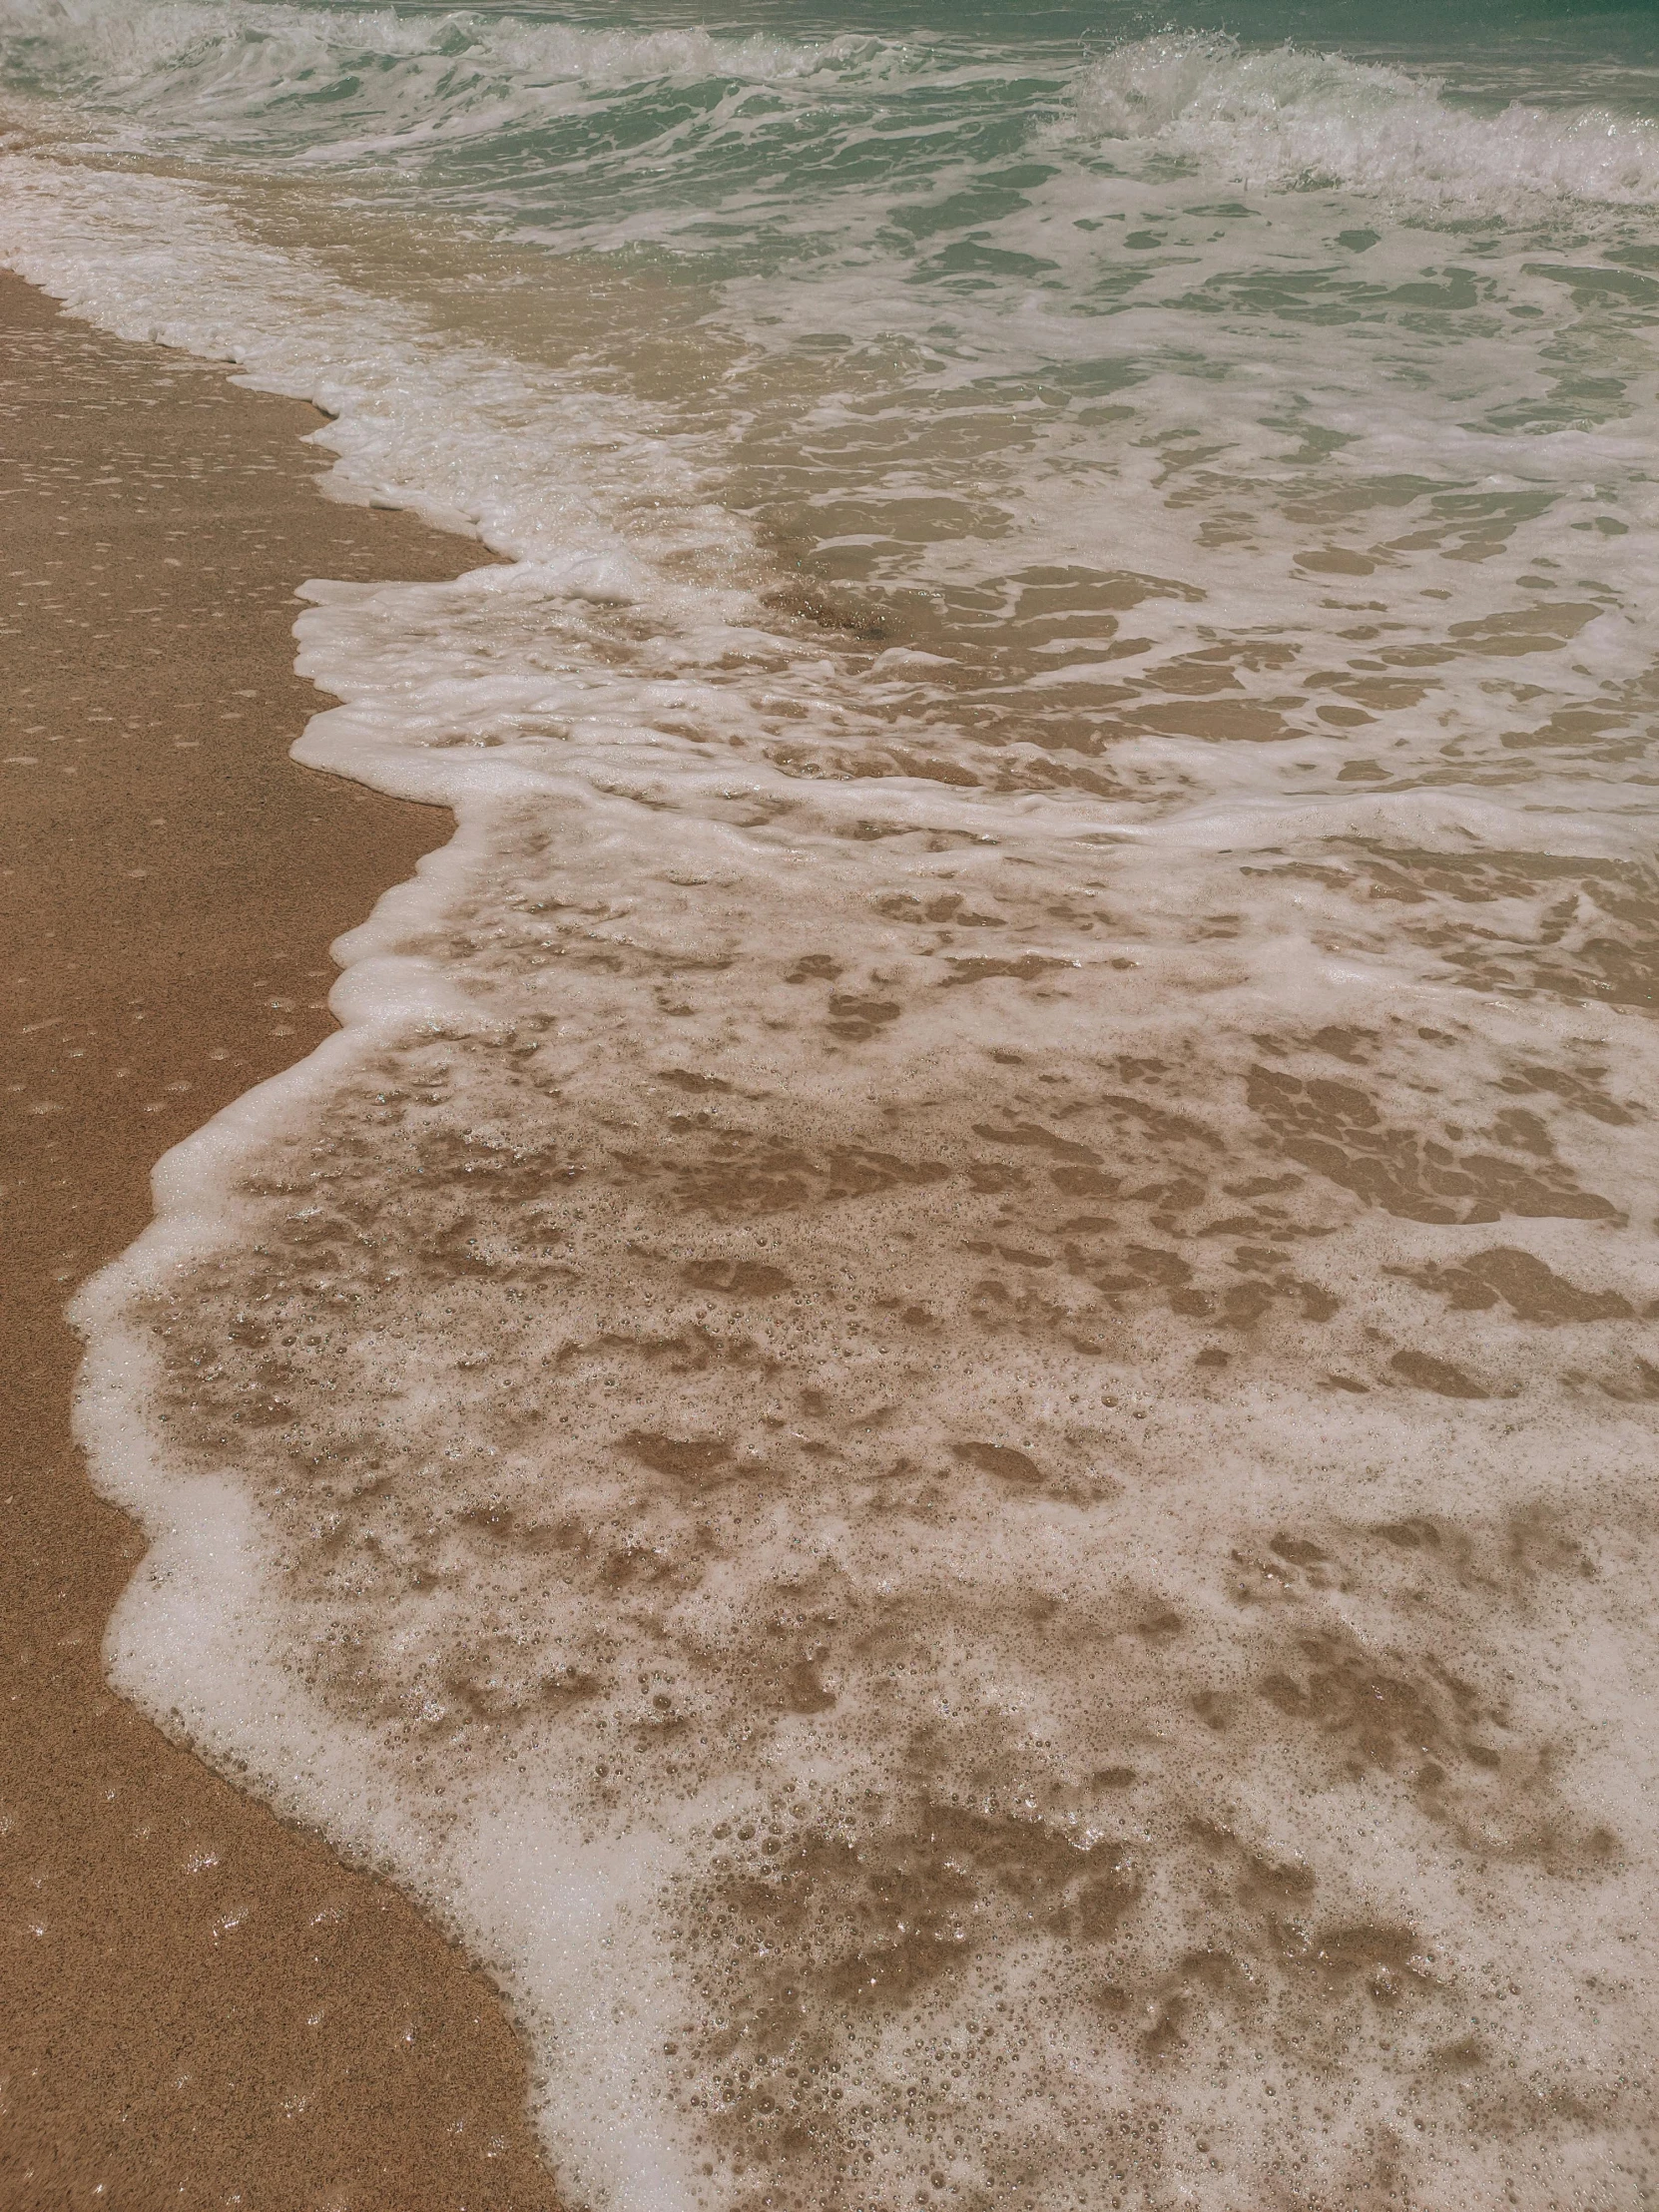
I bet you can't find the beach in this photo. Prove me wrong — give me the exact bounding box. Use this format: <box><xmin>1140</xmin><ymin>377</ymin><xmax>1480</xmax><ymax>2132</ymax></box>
<box><xmin>0</xmin><ymin>270</ymin><xmax>557</xmax><ymax>2208</ymax></box>
<box><xmin>3</xmin><ymin>4</ymin><xmax>1659</xmax><ymax>2205</ymax></box>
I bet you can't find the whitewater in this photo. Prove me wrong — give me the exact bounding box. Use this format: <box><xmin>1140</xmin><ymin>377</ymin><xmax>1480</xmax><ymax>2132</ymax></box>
<box><xmin>3</xmin><ymin>0</ymin><xmax>1658</xmax><ymax>2204</ymax></box>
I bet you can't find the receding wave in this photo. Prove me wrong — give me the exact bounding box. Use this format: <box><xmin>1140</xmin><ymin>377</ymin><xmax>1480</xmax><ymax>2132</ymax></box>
<box><xmin>1072</xmin><ymin>32</ymin><xmax>1659</xmax><ymax>206</ymax></box>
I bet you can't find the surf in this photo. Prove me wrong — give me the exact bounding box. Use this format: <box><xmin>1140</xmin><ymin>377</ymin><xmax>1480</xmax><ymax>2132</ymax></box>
<box><xmin>4</xmin><ymin>3</ymin><xmax>1658</xmax><ymax>2204</ymax></box>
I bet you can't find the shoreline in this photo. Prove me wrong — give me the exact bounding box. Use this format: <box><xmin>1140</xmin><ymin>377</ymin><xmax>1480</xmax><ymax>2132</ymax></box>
<box><xmin>0</xmin><ymin>271</ymin><xmax>557</xmax><ymax>2208</ymax></box>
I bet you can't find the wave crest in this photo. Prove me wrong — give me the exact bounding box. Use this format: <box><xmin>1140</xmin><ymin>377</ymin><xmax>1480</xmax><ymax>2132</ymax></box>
<box><xmin>0</xmin><ymin>0</ymin><xmax>911</xmax><ymax>151</ymax></box>
<box><xmin>1072</xmin><ymin>32</ymin><xmax>1659</xmax><ymax>206</ymax></box>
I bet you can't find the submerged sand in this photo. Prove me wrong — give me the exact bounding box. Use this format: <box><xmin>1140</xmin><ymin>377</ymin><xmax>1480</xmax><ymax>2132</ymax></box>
<box><xmin>0</xmin><ymin>271</ymin><xmax>557</xmax><ymax>2208</ymax></box>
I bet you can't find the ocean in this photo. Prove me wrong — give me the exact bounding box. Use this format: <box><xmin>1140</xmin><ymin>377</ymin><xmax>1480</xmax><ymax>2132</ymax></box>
<box><xmin>2</xmin><ymin>1</ymin><xmax>1657</xmax><ymax>2204</ymax></box>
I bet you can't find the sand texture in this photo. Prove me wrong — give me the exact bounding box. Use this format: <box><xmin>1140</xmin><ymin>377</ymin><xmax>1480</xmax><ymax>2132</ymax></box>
<box><xmin>0</xmin><ymin>271</ymin><xmax>558</xmax><ymax>2209</ymax></box>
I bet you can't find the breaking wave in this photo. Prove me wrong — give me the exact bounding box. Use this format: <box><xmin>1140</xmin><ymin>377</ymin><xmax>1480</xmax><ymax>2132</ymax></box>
<box><xmin>1072</xmin><ymin>32</ymin><xmax>1659</xmax><ymax>205</ymax></box>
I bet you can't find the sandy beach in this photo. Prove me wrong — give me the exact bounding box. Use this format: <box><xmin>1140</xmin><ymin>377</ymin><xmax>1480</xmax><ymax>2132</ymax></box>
<box><xmin>0</xmin><ymin>270</ymin><xmax>557</xmax><ymax>2208</ymax></box>
<box><xmin>5</xmin><ymin>6</ymin><xmax>1658</xmax><ymax>2200</ymax></box>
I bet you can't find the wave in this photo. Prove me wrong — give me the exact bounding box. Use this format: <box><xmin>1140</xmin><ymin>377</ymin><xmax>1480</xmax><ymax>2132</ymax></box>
<box><xmin>0</xmin><ymin>0</ymin><xmax>920</xmax><ymax>155</ymax></box>
<box><xmin>1071</xmin><ymin>32</ymin><xmax>1659</xmax><ymax>206</ymax></box>
<box><xmin>16</xmin><ymin>3</ymin><xmax>1659</xmax><ymax>219</ymax></box>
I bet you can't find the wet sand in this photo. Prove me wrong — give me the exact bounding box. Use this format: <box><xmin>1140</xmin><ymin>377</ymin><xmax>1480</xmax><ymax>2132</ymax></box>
<box><xmin>0</xmin><ymin>271</ymin><xmax>557</xmax><ymax>2208</ymax></box>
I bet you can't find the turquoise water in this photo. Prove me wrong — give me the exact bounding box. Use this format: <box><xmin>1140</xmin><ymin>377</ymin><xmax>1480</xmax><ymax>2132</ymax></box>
<box><xmin>4</xmin><ymin>5</ymin><xmax>1659</xmax><ymax>2208</ymax></box>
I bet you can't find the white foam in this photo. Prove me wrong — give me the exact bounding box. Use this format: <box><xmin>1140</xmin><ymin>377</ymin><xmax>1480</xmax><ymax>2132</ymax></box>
<box><xmin>73</xmin><ymin>801</ymin><xmax>1659</xmax><ymax>2200</ymax></box>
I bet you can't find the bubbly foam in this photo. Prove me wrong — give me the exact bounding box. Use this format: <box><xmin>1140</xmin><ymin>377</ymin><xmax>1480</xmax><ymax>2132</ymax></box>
<box><xmin>75</xmin><ymin>751</ymin><xmax>1659</xmax><ymax>2205</ymax></box>
<box><xmin>8</xmin><ymin>1</ymin><xmax>1659</xmax><ymax>2203</ymax></box>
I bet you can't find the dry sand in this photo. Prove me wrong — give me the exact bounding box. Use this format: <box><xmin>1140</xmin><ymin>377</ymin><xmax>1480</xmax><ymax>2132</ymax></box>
<box><xmin>0</xmin><ymin>270</ymin><xmax>559</xmax><ymax>2208</ymax></box>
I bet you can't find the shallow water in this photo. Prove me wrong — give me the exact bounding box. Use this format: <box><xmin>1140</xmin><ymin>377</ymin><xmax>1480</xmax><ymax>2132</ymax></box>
<box><xmin>3</xmin><ymin>2</ymin><xmax>1658</xmax><ymax>2205</ymax></box>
